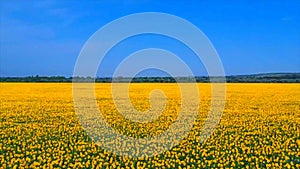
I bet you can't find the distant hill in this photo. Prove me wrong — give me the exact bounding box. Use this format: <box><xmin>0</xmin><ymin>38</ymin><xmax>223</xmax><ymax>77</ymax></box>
<box><xmin>225</xmin><ymin>73</ymin><xmax>300</xmax><ymax>83</ymax></box>
<box><xmin>0</xmin><ymin>73</ymin><xmax>299</xmax><ymax>83</ymax></box>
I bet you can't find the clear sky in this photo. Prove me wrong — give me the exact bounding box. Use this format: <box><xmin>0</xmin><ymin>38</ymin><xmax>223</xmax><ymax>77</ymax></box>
<box><xmin>0</xmin><ymin>0</ymin><xmax>299</xmax><ymax>77</ymax></box>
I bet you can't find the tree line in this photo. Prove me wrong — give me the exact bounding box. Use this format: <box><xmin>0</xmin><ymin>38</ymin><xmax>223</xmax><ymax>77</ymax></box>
<box><xmin>0</xmin><ymin>73</ymin><xmax>299</xmax><ymax>83</ymax></box>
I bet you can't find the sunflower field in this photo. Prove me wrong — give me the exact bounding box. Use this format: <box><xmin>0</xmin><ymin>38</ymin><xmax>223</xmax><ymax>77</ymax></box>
<box><xmin>0</xmin><ymin>83</ymin><xmax>299</xmax><ymax>168</ymax></box>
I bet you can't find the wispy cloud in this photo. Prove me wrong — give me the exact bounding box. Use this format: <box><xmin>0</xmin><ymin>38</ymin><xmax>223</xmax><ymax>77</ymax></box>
<box><xmin>281</xmin><ymin>17</ymin><xmax>292</xmax><ymax>21</ymax></box>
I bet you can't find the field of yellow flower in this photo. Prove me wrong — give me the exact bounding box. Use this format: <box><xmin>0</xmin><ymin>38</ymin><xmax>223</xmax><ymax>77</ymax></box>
<box><xmin>0</xmin><ymin>83</ymin><xmax>299</xmax><ymax>168</ymax></box>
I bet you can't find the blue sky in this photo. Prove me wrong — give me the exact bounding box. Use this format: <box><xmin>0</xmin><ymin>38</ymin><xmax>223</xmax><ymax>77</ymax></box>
<box><xmin>0</xmin><ymin>0</ymin><xmax>299</xmax><ymax>77</ymax></box>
